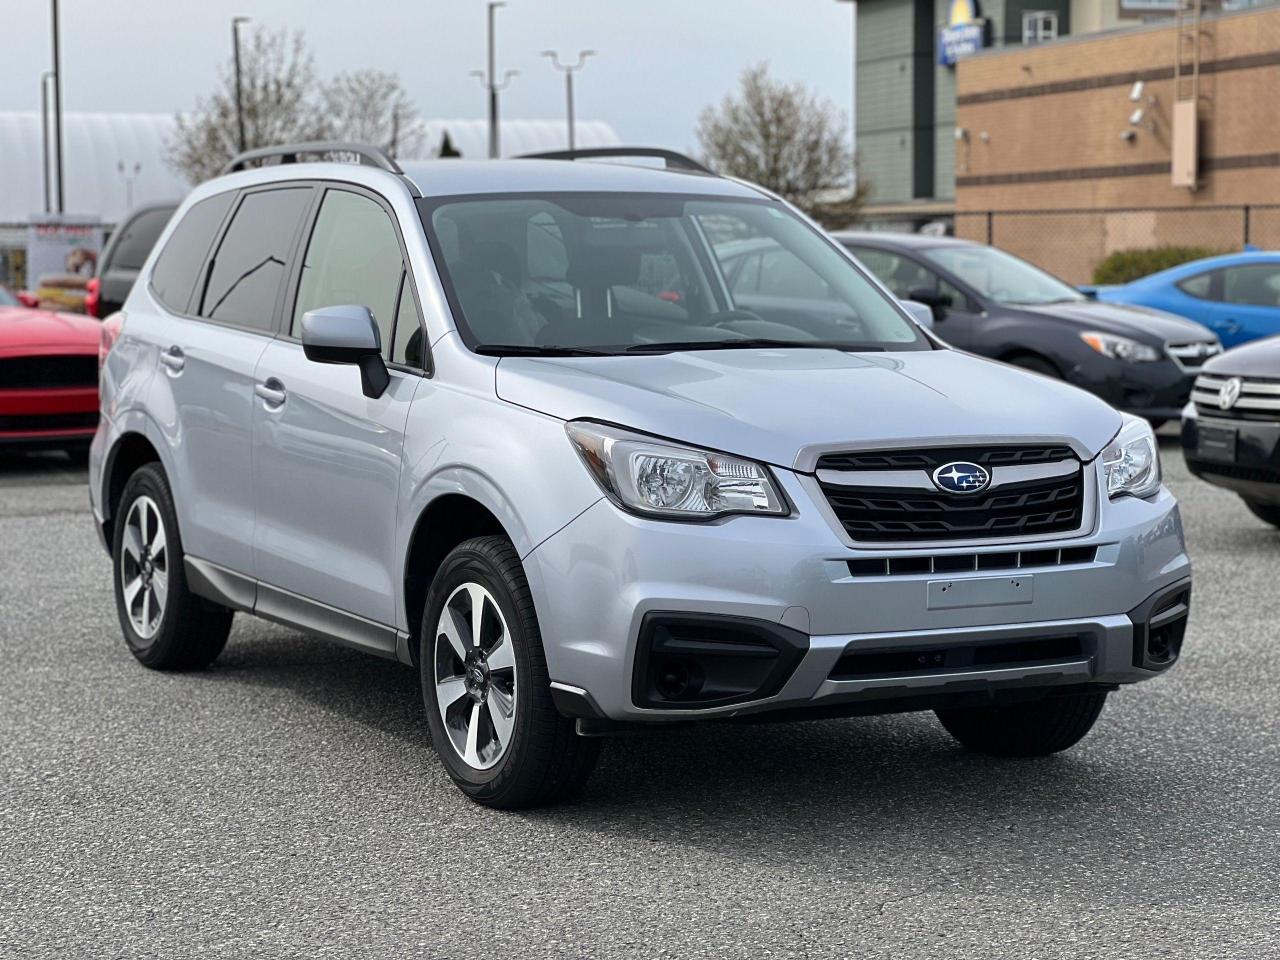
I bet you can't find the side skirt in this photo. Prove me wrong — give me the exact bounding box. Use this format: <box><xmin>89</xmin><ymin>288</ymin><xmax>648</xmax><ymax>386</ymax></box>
<box><xmin>185</xmin><ymin>556</ymin><xmax>402</xmax><ymax>662</ymax></box>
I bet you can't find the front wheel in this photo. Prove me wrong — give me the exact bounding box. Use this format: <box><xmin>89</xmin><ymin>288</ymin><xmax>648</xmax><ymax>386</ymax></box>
<box><xmin>935</xmin><ymin>690</ymin><xmax>1108</xmax><ymax>757</ymax></box>
<box><xmin>420</xmin><ymin>536</ymin><xmax>600</xmax><ymax>809</ymax></box>
<box><xmin>1242</xmin><ymin>497</ymin><xmax>1280</xmax><ymax>529</ymax></box>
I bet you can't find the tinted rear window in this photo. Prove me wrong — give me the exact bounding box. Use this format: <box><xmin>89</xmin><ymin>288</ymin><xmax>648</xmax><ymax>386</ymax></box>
<box><xmin>200</xmin><ymin>188</ymin><xmax>312</xmax><ymax>330</ymax></box>
<box><xmin>150</xmin><ymin>193</ymin><xmax>235</xmax><ymax>313</ymax></box>
<box><xmin>107</xmin><ymin>207</ymin><xmax>175</xmax><ymax>272</ymax></box>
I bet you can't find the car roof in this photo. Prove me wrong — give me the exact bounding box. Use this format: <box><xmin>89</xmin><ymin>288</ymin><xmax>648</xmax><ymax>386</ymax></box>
<box><xmin>833</xmin><ymin>230</ymin><xmax>978</xmax><ymax>251</ymax></box>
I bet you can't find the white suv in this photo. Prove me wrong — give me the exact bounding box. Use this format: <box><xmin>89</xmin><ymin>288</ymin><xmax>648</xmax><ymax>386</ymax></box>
<box><xmin>90</xmin><ymin>143</ymin><xmax>1192</xmax><ymax>808</ymax></box>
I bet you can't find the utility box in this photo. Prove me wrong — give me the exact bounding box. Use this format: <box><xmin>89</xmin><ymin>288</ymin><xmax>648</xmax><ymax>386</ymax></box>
<box><xmin>1171</xmin><ymin>100</ymin><xmax>1198</xmax><ymax>188</ymax></box>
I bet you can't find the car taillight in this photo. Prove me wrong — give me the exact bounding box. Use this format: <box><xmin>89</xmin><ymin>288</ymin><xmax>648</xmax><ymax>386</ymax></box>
<box><xmin>84</xmin><ymin>277</ymin><xmax>101</xmax><ymax>317</ymax></box>
<box><xmin>99</xmin><ymin>313</ymin><xmax>123</xmax><ymax>373</ymax></box>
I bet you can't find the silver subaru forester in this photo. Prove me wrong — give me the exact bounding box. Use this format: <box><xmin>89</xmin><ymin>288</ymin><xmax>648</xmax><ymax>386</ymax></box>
<box><xmin>90</xmin><ymin>143</ymin><xmax>1191</xmax><ymax>808</ymax></box>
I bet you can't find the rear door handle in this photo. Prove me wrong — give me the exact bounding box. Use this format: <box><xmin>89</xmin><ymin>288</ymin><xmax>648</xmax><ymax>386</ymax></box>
<box><xmin>159</xmin><ymin>345</ymin><xmax>185</xmax><ymax>372</ymax></box>
<box><xmin>254</xmin><ymin>379</ymin><xmax>286</xmax><ymax>408</ymax></box>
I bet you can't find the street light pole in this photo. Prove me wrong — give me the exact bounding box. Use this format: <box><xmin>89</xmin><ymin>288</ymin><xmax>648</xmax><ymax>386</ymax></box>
<box><xmin>117</xmin><ymin>161</ymin><xmax>141</xmax><ymax>210</ymax></box>
<box><xmin>836</xmin><ymin>0</ymin><xmax>858</xmax><ymax>189</ymax></box>
<box><xmin>232</xmin><ymin>17</ymin><xmax>251</xmax><ymax>152</ymax></box>
<box><xmin>473</xmin><ymin>2</ymin><xmax>516</xmax><ymax>159</ymax></box>
<box><xmin>40</xmin><ymin>72</ymin><xmax>53</xmax><ymax>214</ymax></box>
<box><xmin>50</xmin><ymin>0</ymin><xmax>64</xmax><ymax>214</ymax></box>
<box><xmin>541</xmin><ymin>50</ymin><xmax>596</xmax><ymax>151</ymax></box>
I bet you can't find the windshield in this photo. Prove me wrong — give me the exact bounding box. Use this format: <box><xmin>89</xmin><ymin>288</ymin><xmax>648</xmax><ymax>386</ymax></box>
<box><xmin>419</xmin><ymin>193</ymin><xmax>929</xmax><ymax>355</ymax></box>
<box><xmin>922</xmin><ymin>245</ymin><xmax>1085</xmax><ymax>306</ymax></box>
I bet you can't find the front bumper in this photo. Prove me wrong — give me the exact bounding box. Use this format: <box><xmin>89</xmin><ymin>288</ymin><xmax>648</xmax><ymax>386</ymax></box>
<box><xmin>1068</xmin><ymin>357</ymin><xmax>1195</xmax><ymax>422</ymax></box>
<box><xmin>1181</xmin><ymin>403</ymin><xmax>1280</xmax><ymax>506</ymax></box>
<box><xmin>0</xmin><ymin>385</ymin><xmax>98</xmax><ymax>449</ymax></box>
<box><xmin>525</xmin><ymin>462</ymin><xmax>1192</xmax><ymax>723</ymax></box>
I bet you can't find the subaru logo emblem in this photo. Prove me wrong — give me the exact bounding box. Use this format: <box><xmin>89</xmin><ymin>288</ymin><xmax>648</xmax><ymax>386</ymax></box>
<box><xmin>1218</xmin><ymin>376</ymin><xmax>1243</xmax><ymax>411</ymax></box>
<box><xmin>932</xmin><ymin>461</ymin><xmax>991</xmax><ymax>495</ymax></box>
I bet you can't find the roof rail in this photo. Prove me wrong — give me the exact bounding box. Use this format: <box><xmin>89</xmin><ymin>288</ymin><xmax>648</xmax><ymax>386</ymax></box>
<box><xmin>219</xmin><ymin>141</ymin><xmax>403</xmax><ymax>176</ymax></box>
<box><xmin>517</xmin><ymin>147</ymin><xmax>715</xmax><ymax>175</ymax></box>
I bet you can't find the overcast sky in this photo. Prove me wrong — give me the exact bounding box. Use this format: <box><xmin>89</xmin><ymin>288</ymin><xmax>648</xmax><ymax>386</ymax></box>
<box><xmin>4</xmin><ymin>0</ymin><xmax>857</xmax><ymax>152</ymax></box>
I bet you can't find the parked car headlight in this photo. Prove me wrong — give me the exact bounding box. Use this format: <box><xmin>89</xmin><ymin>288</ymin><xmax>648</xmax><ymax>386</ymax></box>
<box><xmin>1080</xmin><ymin>331</ymin><xmax>1161</xmax><ymax>363</ymax></box>
<box><xmin>565</xmin><ymin>421</ymin><xmax>788</xmax><ymax>519</ymax></box>
<box><xmin>1102</xmin><ymin>415</ymin><xmax>1161</xmax><ymax>499</ymax></box>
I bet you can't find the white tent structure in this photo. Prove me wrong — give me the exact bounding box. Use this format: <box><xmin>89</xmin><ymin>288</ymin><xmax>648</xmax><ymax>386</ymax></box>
<box><xmin>0</xmin><ymin>111</ymin><xmax>622</xmax><ymax>227</ymax></box>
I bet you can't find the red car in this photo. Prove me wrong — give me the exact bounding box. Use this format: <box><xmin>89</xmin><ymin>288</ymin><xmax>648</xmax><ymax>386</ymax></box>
<box><xmin>0</xmin><ymin>286</ymin><xmax>101</xmax><ymax>456</ymax></box>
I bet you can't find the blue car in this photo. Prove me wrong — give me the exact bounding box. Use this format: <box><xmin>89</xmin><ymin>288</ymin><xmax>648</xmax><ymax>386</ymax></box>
<box><xmin>1096</xmin><ymin>251</ymin><xmax>1280</xmax><ymax>349</ymax></box>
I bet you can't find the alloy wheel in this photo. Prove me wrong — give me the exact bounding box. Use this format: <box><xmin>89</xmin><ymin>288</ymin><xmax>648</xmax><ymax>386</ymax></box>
<box><xmin>120</xmin><ymin>495</ymin><xmax>168</xmax><ymax>641</ymax></box>
<box><xmin>434</xmin><ymin>582</ymin><xmax>518</xmax><ymax>771</ymax></box>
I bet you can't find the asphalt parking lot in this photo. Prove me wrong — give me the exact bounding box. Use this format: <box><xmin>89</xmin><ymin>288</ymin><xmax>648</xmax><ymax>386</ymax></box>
<box><xmin>0</xmin><ymin>435</ymin><xmax>1277</xmax><ymax>959</ymax></box>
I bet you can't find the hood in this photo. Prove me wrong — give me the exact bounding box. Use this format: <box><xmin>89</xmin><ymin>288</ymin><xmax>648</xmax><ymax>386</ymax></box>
<box><xmin>1015</xmin><ymin>300</ymin><xmax>1213</xmax><ymax>343</ymax></box>
<box><xmin>0</xmin><ymin>305</ymin><xmax>100</xmax><ymax>355</ymax></box>
<box><xmin>1203</xmin><ymin>334</ymin><xmax>1280</xmax><ymax>379</ymax></box>
<box><xmin>496</xmin><ymin>347</ymin><xmax>1124</xmax><ymax>469</ymax></box>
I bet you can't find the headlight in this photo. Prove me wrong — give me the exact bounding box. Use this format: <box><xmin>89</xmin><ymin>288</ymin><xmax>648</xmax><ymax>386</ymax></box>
<box><xmin>1080</xmin><ymin>331</ymin><xmax>1161</xmax><ymax>363</ymax></box>
<box><xmin>565</xmin><ymin>421</ymin><xmax>788</xmax><ymax>520</ymax></box>
<box><xmin>1102</xmin><ymin>415</ymin><xmax>1161</xmax><ymax>499</ymax></box>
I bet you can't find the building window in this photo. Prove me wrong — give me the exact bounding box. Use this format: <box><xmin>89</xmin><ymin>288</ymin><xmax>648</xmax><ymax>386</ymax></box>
<box><xmin>1022</xmin><ymin>10</ymin><xmax>1059</xmax><ymax>43</ymax></box>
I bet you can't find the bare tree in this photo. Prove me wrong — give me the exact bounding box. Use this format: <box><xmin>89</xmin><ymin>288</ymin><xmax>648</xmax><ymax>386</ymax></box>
<box><xmin>696</xmin><ymin>63</ymin><xmax>864</xmax><ymax>220</ymax></box>
<box><xmin>320</xmin><ymin>70</ymin><xmax>423</xmax><ymax>159</ymax></box>
<box><xmin>167</xmin><ymin>28</ymin><xmax>328</xmax><ymax>183</ymax></box>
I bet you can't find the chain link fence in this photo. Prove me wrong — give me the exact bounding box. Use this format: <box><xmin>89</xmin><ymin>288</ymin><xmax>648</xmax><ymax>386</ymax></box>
<box><xmin>953</xmin><ymin>205</ymin><xmax>1280</xmax><ymax>285</ymax></box>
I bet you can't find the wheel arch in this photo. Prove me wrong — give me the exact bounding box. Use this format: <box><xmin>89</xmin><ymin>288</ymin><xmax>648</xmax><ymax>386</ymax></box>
<box><xmin>997</xmin><ymin>348</ymin><xmax>1065</xmax><ymax>377</ymax></box>
<box><xmin>101</xmin><ymin>429</ymin><xmax>166</xmax><ymax>544</ymax></box>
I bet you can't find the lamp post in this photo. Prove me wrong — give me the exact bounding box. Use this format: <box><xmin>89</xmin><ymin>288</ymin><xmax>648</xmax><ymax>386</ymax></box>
<box><xmin>40</xmin><ymin>71</ymin><xmax>53</xmax><ymax>214</ymax></box>
<box><xmin>232</xmin><ymin>16</ymin><xmax>251</xmax><ymax>152</ymax></box>
<box><xmin>473</xmin><ymin>2</ymin><xmax>517</xmax><ymax>158</ymax></box>
<box><xmin>541</xmin><ymin>50</ymin><xmax>596</xmax><ymax>151</ymax></box>
<box><xmin>117</xmin><ymin>161</ymin><xmax>141</xmax><ymax>210</ymax></box>
<box><xmin>50</xmin><ymin>0</ymin><xmax>64</xmax><ymax>214</ymax></box>
<box><xmin>835</xmin><ymin>0</ymin><xmax>858</xmax><ymax>189</ymax></box>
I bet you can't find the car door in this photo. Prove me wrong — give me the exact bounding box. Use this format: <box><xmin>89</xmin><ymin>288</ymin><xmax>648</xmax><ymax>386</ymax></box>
<box><xmin>251</xmin><ymin>185</ymin><xmax>425</xmax><ymax>632</ymax></box>
<box><xmin>843</xmin><ymin>245</ymin><xmax>980</xmax><ymax>349</ymax></box>
<box><xmin>147</xmin><ymin>186</ymin><xmax>312</xmax><ymax>577</ymax></box>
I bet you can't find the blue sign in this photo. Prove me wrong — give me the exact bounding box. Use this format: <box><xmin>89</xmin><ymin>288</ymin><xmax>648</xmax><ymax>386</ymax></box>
<box><xmin>938</xmin><ymin>0</ymin><xmax>986</xmax><ymax>66</ymax></box>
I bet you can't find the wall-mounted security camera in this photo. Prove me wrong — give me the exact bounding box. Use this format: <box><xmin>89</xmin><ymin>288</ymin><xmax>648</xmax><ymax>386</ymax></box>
<box><xmin>1120</xmin><ymin>129</ymin><xmax>1137</xmax><ymax>142</ymax></box>
<box><xmin>1129</xmin><ymin>81</ymin><xmax>1145</xmax><ymax>102</ymax></box>
<box><xmin>954</xmin><ymin>127</ymin><xmax>968</xmax><ymax>141</ymax></box>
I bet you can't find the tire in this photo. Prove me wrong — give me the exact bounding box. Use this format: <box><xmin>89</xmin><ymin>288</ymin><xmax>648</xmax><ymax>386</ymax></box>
<box><xmin>1242</xmin><ymin>498</ymin><xmax>1280</xmax><ymax>529</ymax></box>
<box><xmin>1006</xmin><ymin>354</ymin><xmax>1062</xmax><ymax>379</ymax></box>
<box><xmin>419</xmin><ymin>536</ymin><xmax>600</xmax><ymax>809</ymax></box>
<box><xmin>112</xmin><ymin>463</ymin><xmax>233</xmax><ymax>670</ymax></box>
<box><xmin>935</xmin><ymin>690</ymin><xmax>1108</xmax><ymax>757</ymax></box>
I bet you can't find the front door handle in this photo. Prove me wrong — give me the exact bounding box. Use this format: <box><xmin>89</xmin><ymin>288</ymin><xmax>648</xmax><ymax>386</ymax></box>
<box><xmin>159</xmin><ymin>345</ymin><xmax>185</xmax><ymax>373</ymax></box>
<box><xmin>254</xmin><ymin>379</ymin><xmax>286</xmax><ymax>408</ymax></box>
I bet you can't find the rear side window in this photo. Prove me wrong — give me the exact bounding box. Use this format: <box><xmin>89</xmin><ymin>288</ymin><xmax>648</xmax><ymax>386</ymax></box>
<box><xmin>107</xmin><ymin>207</ymin><xmax>175</xmax><ymax>272</ymax></box>
<box><xmin>149</xmin><ymin>193</ymin><xmax>234</xmax><ymax>313</ymax></box>
<box><xmin>1176</xmin><ymin>271</ymin><xmax>1216</xmax><ymax>299</ymax></box>
<box><xmin>200</xmin><ymin>188</ymin><xmax>312</xmax><ymax>330</ymax></box>
<box><xmin>1222</xmin><ymin>264</ymin><xmax>1280</xmax><ymax>307</ymax></box>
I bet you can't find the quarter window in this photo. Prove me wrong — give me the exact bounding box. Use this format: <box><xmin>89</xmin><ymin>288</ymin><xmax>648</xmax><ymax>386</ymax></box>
<box><xmin>392</xmin><ymin>271</ymin><xmax>425</xmax><ymax>367</ymax></box>
<box><xmin>149</xmin><ymin>192</ymin><xmax>235</xmax><ymax>314</ymax></box>
<box><xmin>1176</xmin><ymin>271</ymin><xmax>1215</xmax><ymax>299</ymax></box>
<box><xmin>200</xmin><ymin>188</ymin><xmax>312</xmax><ymax>330</ymax></box>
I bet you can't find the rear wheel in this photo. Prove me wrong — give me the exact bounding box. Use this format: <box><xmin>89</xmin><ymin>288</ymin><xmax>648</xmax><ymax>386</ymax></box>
<box><xmin>420</xmin><ymin>536</ymin><xmax>600</xmax><ymax>809</ymax></box>
<box><xmin>1242</xmin><ymin>497</ymin><xmax>1280</xmax><ymax>529</ymax></box>
<box><xmin>112</xmin><ymin>464</ymin><xmax>233</xmax><ymax>670</ymax></box>
<box><xmin>935</xmin><ymin>690</ymin><xmax>1108</xmax><ymax>757</ymax></box>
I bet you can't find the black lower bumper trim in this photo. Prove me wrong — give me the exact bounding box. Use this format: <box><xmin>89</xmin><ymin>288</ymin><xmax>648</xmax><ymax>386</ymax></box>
<box><xmin>1128</xmin><ymin>577</ymin><xmax>1192</xmax><ymax>672</ymax></box>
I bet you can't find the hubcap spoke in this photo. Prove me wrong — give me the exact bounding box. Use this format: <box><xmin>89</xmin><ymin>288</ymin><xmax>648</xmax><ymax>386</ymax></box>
<box><xmin>123</xmin><ymin>526</ymin><xmax>143</xmax><ymax>564</ymax></box>
<box><xmin>150</xmin><ymin>571</ymin><xmax>168</xmax><ymax>609</ymax></box>
<box><xmin>123</xmin><ymin>575</ymin><xmax>144</xmax><ymax>610</ymax></box>
<box><xmin>462</xmin><ymin>702</ymin><xmax>483</xmax><ymax>767</ymax></box>
<box><xmin>439</xmin><ymin>607</ymin><xmax>469</xmax><ymax>662</ymax></box>
<box><xmin>487</xmin><ymin>636</ymin><xmax>514</xmax><ymax>673</ymax></box>
<box><xmin>487</xmin><ymin>689</ymin><xmax>515</xmax><ymax>748</ymax></box>
<box><xmin>465</xmin><ymin>583</ymin><xmax>487</xmax><ymax>649</ymax></box>
<box><xmin>149</xmin><ymin>521</ymin><xmax>167</xmax><ymax>562</ymax></box>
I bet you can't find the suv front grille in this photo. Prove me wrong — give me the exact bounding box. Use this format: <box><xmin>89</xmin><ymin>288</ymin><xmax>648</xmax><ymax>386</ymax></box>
<box><xmin>816</xmin><ymin>446</ymin><xmax>1086</xmax><ymax>544</ymax></box>
<box><xmin>1166</xmin><ymin>340</ymin><xmax>1222</xmax><ymax>373</ymax></box>
<box><xmin>1192</xmin><ymin>374</ymin><xmax>1280</xmax><ymax>422</ymax></box>
<box><xmin>0</xmin><ymin>355</ymin><xmax>98</xmax><ymax>390</ymax></box>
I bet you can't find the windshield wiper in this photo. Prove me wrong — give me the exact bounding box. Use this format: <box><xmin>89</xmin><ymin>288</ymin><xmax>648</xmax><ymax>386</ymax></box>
<box><xmin>625</xmin><ymin>338</ymin><xmax>885</xmax><ymax>354</ymax></box>
<box><xmin>473</xmin><ymin>344</ymin><xmax>614</xmax><ymax>357</ymax></box>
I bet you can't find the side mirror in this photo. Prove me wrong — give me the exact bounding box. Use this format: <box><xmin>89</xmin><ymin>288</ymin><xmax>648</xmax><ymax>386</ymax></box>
<box><xmin>900</xmin><ymin>300</ymin><xmax>935</xmax><ymax>330</ymax></box>
<box><xmin>300</xmin><ymin>304</ymin><xmax>390</xmax><ymax>399</ymax></box>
